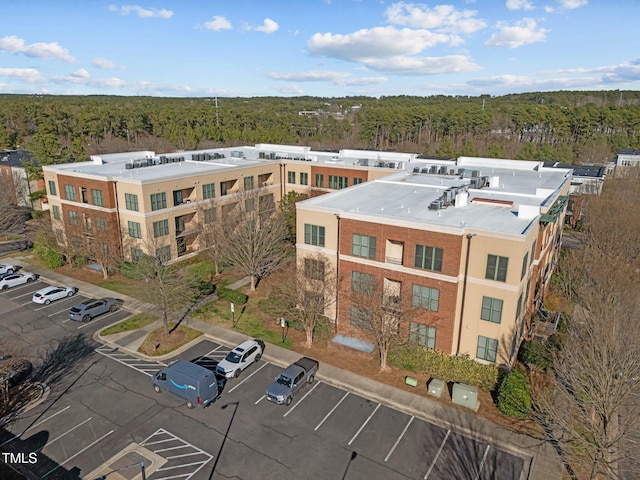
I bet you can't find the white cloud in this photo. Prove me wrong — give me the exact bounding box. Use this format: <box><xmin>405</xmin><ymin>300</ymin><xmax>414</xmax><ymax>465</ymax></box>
<box><xmin>506</xmin><ymin>0</ymin><xmax>535</xmax><ymax>10</ymax></box>
<box><xmin>254</xmin><ymin>18</ymin><xmax>279</xmax><ymax>34</ymax></box>
<box><xmin>71</xmin><ymin>68</ymin><xmax>90</xmax><ymax>79</ymax></box>
<box><xmin>555</xmin><ymin>0</ymin><xmax>587</xmax><ymax>9</ymax></box>
<box><xmin>267</xmin><ymin>70</ymin><xmax>387</xmax><ymax>86</ymax></box>
<box><xmin>308</xmin><ymin>27</ymin><xmax>450</xmax><ymax>62</ymax></box>
<box><xmin>0</xmin><ymin>35</ymin><xmax>75</xmax><ymax>62</ymax></box>
<box><xmin>204</xmin><ymin>15</ymin><xmax>232</xmax><ymax>31</ymax></box>
<box><xmin>484</xmin><ymin>18</ymin><xmax>547</xmax><ymax>48</ymax></box>
<box><xmin>0</xmin><ymin>67</ymin><xmax>44</xmax><ymax>83</ymax></box>
<box><xmin>385</xmin><ymin>2</ymin><xmax>487</xmax><ymax>34</ymax></box>
<box><xmin>108</xmin><ymin>5</ymin><xmax>173</xmax><ymax>19</ymax></box>
<box><xmin>364</xmin><ymin>55</ymin><xmax>481</xmax><ymax>75</ymax></box>
<box><xmin>93</xmin><ymin>57</ymin><xmax>116</xmax><ymax>69</ymax></box>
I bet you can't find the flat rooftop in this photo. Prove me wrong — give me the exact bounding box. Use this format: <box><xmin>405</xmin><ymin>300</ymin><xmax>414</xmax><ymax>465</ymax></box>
<box><xmin>297</xmin><ymin>159</ymin><xmax>572</xmax><ymax>236</ymax></box>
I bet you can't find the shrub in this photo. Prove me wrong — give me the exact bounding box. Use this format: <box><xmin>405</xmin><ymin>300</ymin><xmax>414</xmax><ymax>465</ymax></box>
<box><xmin>217</xmin><ymin>287</ymin><xmax>248</xmax><ymax>305</ymax></box>
<box><xmin>518</xmin><ymin>340</ymin><xmax>554</xmax><ymax>373</ymax></box>
<box><xmin>34</xmin><ymin>241</ymin><xmax>64</xmax><ymax>268</ymax></box>
<box><xmin>496</xmin><ymin>366</ymin><xmax>532</xmax><ymax>419</ymax></box>
<box><xmin>389</xmin><ymin>343</ymin><xmax>499</xmax><ymax>390</ymax></box>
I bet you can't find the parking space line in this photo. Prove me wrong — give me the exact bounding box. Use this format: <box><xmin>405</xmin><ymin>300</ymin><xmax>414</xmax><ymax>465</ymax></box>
<box><xmin>141</xmin><ymin>428</ymin><xmax>212</xmax><ymax>480</ymax></box>
<box><xmin>348</xmin><ymin>403</ymin><xmax>381</xmax><ymax>445</ymax></box>
<box><xmin>228</xmin><ymin>363</ymin><xmax>268</xmax><ymax>393</ymax></box>
<box><xmin>166</xmin><ymin>452</ymin><xmax>206</xmax><ymax>460</ymax></box>
<box><xmin>254</xmin><ymin>395</ymin><xmax>266</xmax><ymax>405</ymax></box>
<box><xmin>42</xmin><ymin>429</ymin><xmax>114</xmax><ymax>478</ymax></box>
<box><xmin>315</xmin><ymin>392</ymin><xmax>349</xmax><ymax>431</ymax></box>
<box><xmin>95</xmin><ymin>346</ymin><xmax>166</xmax><ymax>376</ymax></box>
<box><xmin>283</xmin><ymin>381</ymin><xmax>321</xmax><ymax>417</ymax></box>
<box><xmin>474</xmin><ymin>445</ymin><xmax>491</xmax><ymax>480</ymax></box>
<box><xmin>35</xmin><ymin>417</ymin><xmax>92</xmax><ymax>452</ymax></box>
<box><xmin>194</xmin><ymin>345</ymin><xmax>224</xmax><ymax>364</ymax></box>
<box><xmin>49</xmin><ymin>307</ymin><xmax>71</xmax><ymax>317</ymax></box>
<box><xmin>1</xmin><ymin>405</ymin><xmax>71</xmax><ymax>446</ymax></box>
<box><xmin>9</xmin><ymin>290</ymin><xmax>37</xmax><ymax>300</ymax></box>
<box><xmin>21</xmin><ymin>300</ymin><xmax>34</xmax><ymax>306</ymax></box>
<box><xmin>384</xmin><ymin>416</ymin><xmax>414</xmax><ymax>462</ymax></box>
<box><xmin>424</xmin><ymin>429</ymin><xmax>451</xmax><ymax>479</ymax></box>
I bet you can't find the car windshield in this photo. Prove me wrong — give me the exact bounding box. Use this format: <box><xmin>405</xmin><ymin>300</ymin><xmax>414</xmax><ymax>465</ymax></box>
<box><xmin>225</xmin><ymin>352</ymin><xmax>242</xmax><ymax>364</ymax></box>
<box><xmin>276</xmin><ymin>375</ymin><xmax>292</xmax><ymax>387</ymax></box>
<box><xmin>69</xmin><ymin>307</ymin><xmax>81</xmax><ymax>313</ymax></box>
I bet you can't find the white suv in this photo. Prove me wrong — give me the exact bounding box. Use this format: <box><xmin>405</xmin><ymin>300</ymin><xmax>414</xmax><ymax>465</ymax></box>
<box><xmin>216</xmin><ymin>339</ymin><xmax>264</xmax><ymax>378</ymax></box>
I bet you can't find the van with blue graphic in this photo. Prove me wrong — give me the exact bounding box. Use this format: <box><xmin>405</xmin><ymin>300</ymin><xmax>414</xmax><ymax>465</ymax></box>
<box><xmin>152</xmin><ymin>360</ymin><xmax>219</xmax><ymax>408</ymax></box>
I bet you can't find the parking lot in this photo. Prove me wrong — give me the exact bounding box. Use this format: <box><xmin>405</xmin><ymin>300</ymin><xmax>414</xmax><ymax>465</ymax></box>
<box><xmin>0</xmin><ymin>274</ymin><xmax>529</xmax><ymax>480</ymax></box>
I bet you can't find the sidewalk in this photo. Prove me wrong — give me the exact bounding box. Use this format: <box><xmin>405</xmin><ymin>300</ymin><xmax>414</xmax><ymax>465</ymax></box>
<box><xmin>5</xmin><ymin>256</ymin><xmax>563</xmax><ymax>480</ymax></box>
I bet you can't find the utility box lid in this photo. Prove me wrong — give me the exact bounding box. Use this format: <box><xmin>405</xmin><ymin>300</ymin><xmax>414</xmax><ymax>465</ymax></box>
<box><xmin>427</xmin><ymin>378</ymin><xmax>445</xmax><ymax>398</ymax></box>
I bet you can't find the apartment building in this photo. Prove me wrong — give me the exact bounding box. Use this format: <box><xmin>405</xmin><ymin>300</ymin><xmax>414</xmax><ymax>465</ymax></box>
<box><xmin>41</xmin><ymin>144</ymin><xmax>407</xmax><ymax>263</ymax></box>
<box><xmin>296</xmin><ymin>156</ymin><xmax>571</xmax><ymax>365</ymax></box>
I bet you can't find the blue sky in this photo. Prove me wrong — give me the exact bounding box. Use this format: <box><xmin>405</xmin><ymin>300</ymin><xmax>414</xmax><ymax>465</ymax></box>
<box><xmin>1</xmin><ymin>0</ymin><xmax>638</xmax><ymax>98</ymax></box>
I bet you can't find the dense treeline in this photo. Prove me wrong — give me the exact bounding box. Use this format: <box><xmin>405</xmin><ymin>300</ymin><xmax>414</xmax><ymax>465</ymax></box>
<box><xmin>1</xmin><ymin>90</ymin><xmax>639</xmax><ymax>168</ymax></box>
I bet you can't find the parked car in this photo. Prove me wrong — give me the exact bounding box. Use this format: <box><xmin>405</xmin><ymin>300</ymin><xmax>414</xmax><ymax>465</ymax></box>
<box><xmin>32</xmin><ymin>285</ymin><xmax>78</xmax><ymax>305</ymax></box>
<box><xmin>216</xmin><ymin>339</ymin><xmax>265</xmax><ymax>378</ymax></box>
<box><xmin>0</xmin><ymin>264</ymin><xmax>18</xmax><ymax>275</ymax></box>
<box><xmin>265</xmin><ymin>357</ymin><xmax>319</xmax><ymax>406</ymax></box>
<box><xmin>0</xmin><ymin>272</ymin><xmax>38</xmax><ymax>290</ymax></box>
<box><xmin>68</xmin><ymin>298</ymin><xmax>122</xmax><ymax>322</ymax></box>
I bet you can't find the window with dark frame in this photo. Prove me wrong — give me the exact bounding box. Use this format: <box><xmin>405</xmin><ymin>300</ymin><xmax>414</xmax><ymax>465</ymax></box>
<box><xmin>414</xmin><ymin>245</ymin><xmax>443</xmax><ymax>272</ymax></box>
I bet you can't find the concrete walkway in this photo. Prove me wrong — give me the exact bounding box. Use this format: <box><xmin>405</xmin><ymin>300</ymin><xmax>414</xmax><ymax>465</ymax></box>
<box><xmin>4</xmin><ymin>256</ymin><xmax>563</xmax><ymax>480</ymax></box>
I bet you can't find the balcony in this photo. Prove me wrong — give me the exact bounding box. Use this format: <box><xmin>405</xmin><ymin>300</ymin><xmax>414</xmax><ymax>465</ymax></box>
<box><xmin>385</xmin><ymin>240</ymin><xmax>404</xmax><ymax>266</ymax></box>
<box><xmin>385</xmin><ymin>256</ymin><xmax>403</xmax><ymax>265</ymax></box>
<box><xmin>173</xmin><ymin>187</ymin><xmax>196</xmax><ymax>206</ymax></box>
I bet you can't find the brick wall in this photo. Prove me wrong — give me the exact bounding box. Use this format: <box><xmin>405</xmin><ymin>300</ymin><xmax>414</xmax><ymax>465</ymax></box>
<box><xmin>335</xmin><ymin>218</ymin><xmax>464</xmax><ymax>354</ymax></box>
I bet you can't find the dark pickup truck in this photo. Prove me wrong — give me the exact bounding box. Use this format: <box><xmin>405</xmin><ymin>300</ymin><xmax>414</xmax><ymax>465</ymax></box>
<box><xmin>265</xmin><ymin>357</ymin><xmax>319</xmax><ymax>406</ymax></box>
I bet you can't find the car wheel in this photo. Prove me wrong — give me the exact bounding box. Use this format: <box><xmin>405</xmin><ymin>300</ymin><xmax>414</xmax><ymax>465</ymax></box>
<box><xmin>67</xmin><ymin>291</ymin><xmax>74</xmax><ymax>297</ymax></box>
<box><xmin>186</xmin><ymin>400</ymin><xmax>194</xmax><ymax>409</ymax></box>
<box><xmin>285</xmin><ymin>396</ymin><xmax>292</xmax><ymax>406</ymax></box>
<box><xmin>27</xmin><ymin>277</ymin><xmax>33</xmax><ymax>283</ymax></box>
<box><xmin>234</xmin><ymin>369</ymin><xmax>240</xmax><ymax>378</ymax></box>
<box><xmin>153</xmin><ymin>385</ymin><xmax>161</xmax><ymax>393</ymax></box>
<box><xmin>109</xmin><ymin>304</ymin><xmax>117</xmax><ymax>312</ymax></box>
<box><xmin>82</xmin><ymin>315</ymin><xmax>90</xmax><ymax>323</ymax></box>
<box><xmin>44</xmin><ymin>299</ymin><xmax>51</xmax><ymax>305</ymax></box>
<box><xmin>308</xmin><ymin>375</ymin><xmax>315</xmax><ymax>385</ymax></box>
<box><xmin>1</xmin><ymin>285</ymin><xmax>7</xmax><ymax>290</ymax></box>
<box><xmin>255</xmin><ymin>353</ymin><xmax>261</xmax><ymax>363</ymax></box>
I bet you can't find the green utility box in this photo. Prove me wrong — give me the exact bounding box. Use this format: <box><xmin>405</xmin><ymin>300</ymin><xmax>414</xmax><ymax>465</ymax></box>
<box><xmin>405</xmin><ymin>376</ymin><xmax>418</xmax><ymax>387</ymax></box>
<box><xmin>427</xmin><ymin>378</ymin><xmax>445</xmax><ymax>398</ymax></box>
<box><xmin>451</xmin><ymin>383</ymin><xmax>480</xmax><ymax>411</ymax></box>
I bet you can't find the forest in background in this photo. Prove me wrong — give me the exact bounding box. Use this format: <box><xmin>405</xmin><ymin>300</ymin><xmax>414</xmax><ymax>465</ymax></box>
<box><xmin>1</xmin><ymin>90</ymin><xmax>639</xmax><ymax>169</ymax></box>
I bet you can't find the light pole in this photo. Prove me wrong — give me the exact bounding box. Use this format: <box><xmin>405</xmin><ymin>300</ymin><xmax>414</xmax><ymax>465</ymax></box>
<box><xmin>93</xmin><ymin>461</ymin><xmax>146</xmax><ymax>480</ymax></box>
<box><xmin>456</xmin><ymin>233</ymin><xmax>476</xmax><ymax>355</ymax></box>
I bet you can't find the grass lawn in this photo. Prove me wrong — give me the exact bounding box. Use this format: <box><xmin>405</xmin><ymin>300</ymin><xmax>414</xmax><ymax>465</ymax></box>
<box><xmin>192</xmin><ymin>298</ymin><xmax>293</xmax><ymax>348</ymax></box>
<box><xmin>100</xmin><ymin>312</ymin><xmax>158</xmax><ymax>336</ymax></box>
<box><xmin>138</xmin><ymin>324</ymin><xmax>203</xmax><ymax>356</ymax></box>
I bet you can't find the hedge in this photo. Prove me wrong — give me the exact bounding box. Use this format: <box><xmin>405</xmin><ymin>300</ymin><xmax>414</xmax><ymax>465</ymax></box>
<box><xmin>496</xmin><ymin>366</ymin><xmax>532</xmax><ymax>419</ymax></box>
<box><xmin>217</xmin><ymin>287</ymin><xmax>248</xmax><ymax>305</ymax></box>
<box><xmin>33</xmin><ymin>242</ymin><xmax>64</xmax><ymax>269</ymax></box>
<box><xmin>389</xmin><ymin>343</ymin><xmax>499</xmax><ymax>390</ymax></box>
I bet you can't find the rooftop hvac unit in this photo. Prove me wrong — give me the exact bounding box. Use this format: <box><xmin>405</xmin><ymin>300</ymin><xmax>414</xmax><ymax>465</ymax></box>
<box><xmin>481</xmin><ymin>176</ymin><xmax>489</xmax><ymax>187</ymax></box>
<box><xmin>444</xmin><ymin>188</ymin><xmax>455</xmax><ymax>205</ymax></box>
<box><xmin>472</xmin><ymin>170</ymin><xmax>479</xmax><ymax>177</ymax></box>
<box><xmin>457</xmin><ymin>168</ymin><xmax>465</xmax><ymax>175</ymax></box>
<box><xmin>413</xmin><ymin>167</ymin><xmax>420</xmax><ymax>173</ymax></box>
<box><xmin>259</xmin><ymin>152</ymin><xmax>266</xmax><ymax>159</ymax></box>
<box><xmin>429</xmin><ymin>165</ymin><xmax>438</xmax><ymax>174</ymax></box>
<box><xmin>125</xmin><ymin>163</ymin><xmax>133</xmax><ymax>170</ymax></box>
<box><xmin>421</xmin><ymin>167</ymin><xmax>429</xmax><ymax>174</ymax></box>
<box><xmin>470</xmin><ymin>177</ymin><xmax>480</xmax><ymax>188</ymax></box>
<box><xmin>429</xmin><ymin>199</ymin><xmax>443</xmax><ymax>211</ymax></box>
<box><xmin>146</xmin><ymin>158</ymin><xmax>153</xmax><ymax>166</ymax></box>
<box><xmin>439</xmin><ymin>166</ymin><xmax>448</xmax><ymax>174</ymax></box>
<box><xmin>178</xmin><ymin>156</ymin><xmax>185</xmax><ymax>162</ymax></box>
<box><xmin>449</xmin><ymin>169</ymin><xmax>456</xmax><ymax>175</ymax></box>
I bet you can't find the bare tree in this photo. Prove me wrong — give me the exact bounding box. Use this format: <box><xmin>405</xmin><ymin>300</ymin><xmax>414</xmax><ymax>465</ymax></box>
<box><xmin>268</xmin><ymin>254</ymin><xmax>337</xmax><ymax>347</ymax></box>
<box><xmin>120</xmin><ymin>239</ymin><xmax>200</xmax><ymax>336</ymax></box>
<box><xmin>197</xmin><ymin>199</ymin><xmax>226</xmax><ymax>276</ymax></box>
<box><xmin>350</xmin><ymin>275</ymin><xmax>413</xmax><ymax>370</ymax></box>
<box><xmin>533</xmin><ymin>175</ymin><xmax>640</xmax><ymax>480</ymax></box>
<box><xmin>217</xmin><ymin>188</ymin><xmax>292</xmax><ymax>291</ymax></box>
<box><xmin>0</xmin><ymin>171</ymin><xmax>28</xmax><ymax>234</ymax></box>
<box><xmin>81</xmin><ymin>216</ymin><xmax>122</xmax><ymax>279</ymax></box>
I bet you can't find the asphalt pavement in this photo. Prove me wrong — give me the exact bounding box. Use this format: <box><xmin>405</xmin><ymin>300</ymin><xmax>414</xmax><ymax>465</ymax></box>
<box><xmin>3</xmin><ymin>255</ymin><xmax>564</xmax><ymax>480</ymax></box>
